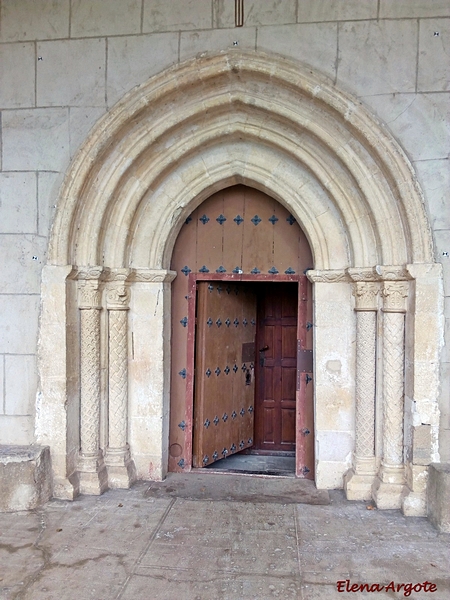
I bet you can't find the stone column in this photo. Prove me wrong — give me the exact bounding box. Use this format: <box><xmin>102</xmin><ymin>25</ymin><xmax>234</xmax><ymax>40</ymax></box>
<box><xmin>105</xmin><ymin>270</ymin><xmax>136</xmax><ymax>488</ymax></box>
<box><xmin>344</xmin><ymin>281</ymin><xmax>379</xmax><ymax>500</ymax></box>
<box><xmin>372</xmin><ymin>281</ymin><xmax>409</xmax><ymax>509</ymax></box>
<box><xmin>77</xmin><ymin>268</ymin><xmax>108</xmax><ymax>495</ymax></box>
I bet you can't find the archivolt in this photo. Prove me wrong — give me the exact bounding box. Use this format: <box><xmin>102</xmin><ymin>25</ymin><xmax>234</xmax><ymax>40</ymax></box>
<box><xmin>49</xmin><ymin>51</ymin><xmax>433</xmax><ymax>269</ymax></box>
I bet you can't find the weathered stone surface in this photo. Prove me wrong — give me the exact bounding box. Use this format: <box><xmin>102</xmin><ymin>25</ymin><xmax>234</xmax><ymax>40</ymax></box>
<box><xmin>106</xmin><ymin>33</ymin><xmax>178</xmax><ymax>106</ymax></box>
<box><xmin>257</xmin><ymin>23</ymin><xmax>337</xmax><ymax>80</ymax></box>
<box><xmin>0</xmin><ymin>0</ymin><xmax>70</xmax><ymax>42</ymax></box>
<box><xmin>2</xmin><ymin>108</ymin><xmax>70</xmax><ymax>171</ymax></box>
<box><xmin>215</xmin><ymin>0</ymin><xmax>296</xmax><ymax>27</ymax></box>
<box><xmin>0</xmin><ymin>445</ymin><xmax>52</xmax><ymax>511</ymax></box>
<box><xmin>297</xmin><ymin>0</ymin><xmax>377</xmax><ymax>22</ymax></box>
<box><xmin>428</xmin><ymin>463</ymin><xmax>450</xmax><ymax>532</ymax></box>
<box><xmin>71</xmin><ymin>0</ymin><xmax>141</xmax><ymax>37</ymax></box>
<box><xmin>5</xmin><ymin>355</ymin><xmax>38</xmax><ymax>415</ymax></box>
<box><xmin>37</xmin><ymin>39</ymin><xmax>106</xmax><ymax>107</ymax></box>
<box><xmin>143</xmin><ymin>0</ymin><xmax>212</xmax><ymax>32</ymax></box>
<box><xmin>338</xmin><ymin>20</ymin><xmax>417</xmax><ymax>96</ymax></box>
<box><xmin>0</xmin><ymin>172</ymin><xmax>37</xmax><ymax>234</ymax></box>
<box><xmin>0</xmin><ymin>42</ymin><xmax>35</xmax><ymax>108</ymax></box>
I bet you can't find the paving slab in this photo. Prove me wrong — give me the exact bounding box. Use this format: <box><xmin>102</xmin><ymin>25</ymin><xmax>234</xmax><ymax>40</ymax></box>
<box><xmin>0</xmin><ymin>477</ymin><xmax>448</xmax><ymax>600</ymax></box>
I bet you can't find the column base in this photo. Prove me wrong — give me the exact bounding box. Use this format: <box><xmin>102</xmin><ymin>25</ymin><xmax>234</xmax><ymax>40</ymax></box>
<box><xmin>344</xmin><ymin>469</ymin><xmax>376</xmax><ymax>501</ymax></box>
<box><xmin>78</xmin><ymin>453</ymin><xmax>108</xmax><ymax>495</ymax></box>
<box><xmin>105</xmin><ymin>448</ymin><xmax>137</xmax><ymax>489</ymax></box>
<box><xmin>372</xmin><ymin>464</ymin><xmax>406</xmax><ymax>509</ymax></box>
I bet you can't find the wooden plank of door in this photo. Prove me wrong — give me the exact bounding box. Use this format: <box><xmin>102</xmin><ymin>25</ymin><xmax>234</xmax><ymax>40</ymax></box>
<box><xmin>193</xmin><ymin>281</ymin><xmax>256</xmax><ymax>467</ymax></box>
<box><xmin>296</xmin><ymin>276</ymin><xmax>314</xmax><ymax>479</ymax></box>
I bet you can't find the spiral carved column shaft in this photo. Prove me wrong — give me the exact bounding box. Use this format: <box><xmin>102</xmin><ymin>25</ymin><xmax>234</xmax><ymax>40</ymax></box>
<box><xmin>372</xmin><ymin>281</ymin><xmax>409</xmax><ymax>509</ymax></box>
<box><xmin>80</xmin><ymin>307</ymin><xmax>101</xmax><ymax>456</ymax></box>
<box><xmin>105</xmin><ymin>276</ymin><xmax>136</xmax><ymax>488</ymax></box>
<box><xmin>108</xmin><ymin>308</ymin><xmax>128</xmax><ymax>450</ymax></box>
<box><xmin>77</xmin><ymin>272</ymin><xmax>108</xmax><ymax>495</ymax></box>
<box><xmin>344</xmin><ymin>281</ymin><xmax>378</xmax><ymax>500</ymax></box>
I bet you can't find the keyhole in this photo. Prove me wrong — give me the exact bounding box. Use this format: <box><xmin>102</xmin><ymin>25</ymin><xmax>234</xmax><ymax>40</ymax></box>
<box><xmin>245</xmin><ymin>369</ymin><xmax>251</xmax><ymax>385</ymax></box>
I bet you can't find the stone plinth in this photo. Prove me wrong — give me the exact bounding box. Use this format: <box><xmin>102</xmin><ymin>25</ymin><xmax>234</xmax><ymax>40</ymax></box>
<box><xmin>427</xmin><ymin>463</ymin><xmax>450</xmax><ymax>532</ymax></box>
<box><xmin>0</xmin><ymin>445</ymin><xmax>52</xmax><ymax>511</ymax></box>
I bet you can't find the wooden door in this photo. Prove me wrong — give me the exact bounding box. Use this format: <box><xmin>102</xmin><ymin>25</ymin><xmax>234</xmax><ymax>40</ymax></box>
<box><xmin>193</xmin><ymin>282</ymin><xmax>257</xmax><ymax>467</ymax></box>
<box><xmin>254</xmin><ymin>283</ymin><xmax>298</xmax><ymax>452</ymax></box>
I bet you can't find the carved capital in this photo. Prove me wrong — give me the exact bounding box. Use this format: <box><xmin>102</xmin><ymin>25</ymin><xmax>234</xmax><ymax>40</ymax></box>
<box><xmin>353</xmin><ymin>282</ymin><xmax>379</xmax><ymax>311</ymax></box>
<box><xmin>78</xmin><ymin>280</ymin><xmax>102</xmax><ymax>309</ymax></box>
<box><xmin>306</xmin><ymin>269</ymin><xmax>349</xmax><ymax>283</ymax></box>
<box><xmin>106</xmin><ymin>284</ymin><xmax>130</xmax><ymax>310</ymax></box>
<box><xmin>382</xmin><ymin>281</ymin><xmax>409</xmax><ymax>313</ymax></box>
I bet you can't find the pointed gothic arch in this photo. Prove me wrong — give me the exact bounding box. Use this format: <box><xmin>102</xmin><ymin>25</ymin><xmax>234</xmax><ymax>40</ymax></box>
<box><xmin>37</xmin><ymin>52</ymin><xmax>442</xmax><ymax>515</ymax></box>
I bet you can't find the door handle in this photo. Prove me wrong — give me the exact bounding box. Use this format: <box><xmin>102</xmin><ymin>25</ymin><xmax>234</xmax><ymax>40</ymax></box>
<box><xmin>259</xmin><ymin>345</ymin><xmax>268</xmax><ymax>366</ymax></box>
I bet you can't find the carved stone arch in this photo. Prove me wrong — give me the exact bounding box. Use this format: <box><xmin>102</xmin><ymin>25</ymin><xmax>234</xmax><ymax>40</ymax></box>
<box><xmin>37</xmin><ymin>52</ymin><xmax>442</xmax><ymax>516</ymax></box>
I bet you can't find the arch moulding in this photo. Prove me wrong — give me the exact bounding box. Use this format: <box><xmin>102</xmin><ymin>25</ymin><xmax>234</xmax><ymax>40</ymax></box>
<box><xmin>37</xmin><ymin>51</ymin><xmax>443</xmax><ymax>516</ymax></box>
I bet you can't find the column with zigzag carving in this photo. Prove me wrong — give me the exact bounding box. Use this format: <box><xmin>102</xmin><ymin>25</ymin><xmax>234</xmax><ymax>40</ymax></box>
<box><xmin>77</xmin><ymin>269</ymin><xmax>108</xmax><ymax>495</ymax></box>
<box><xmin>105</xmin><ymin>272</ymin><xmax>136</xmax><ymax>488</ymax></box>
<box><xmin>372</xmin><ymin>281</ymin><xmax>408</xmax><ymax>509</ymax></box>
<box><xmin>344</xmin><ymin>281</ymin><xmax>378</xmax><ymax>500</ymax></box>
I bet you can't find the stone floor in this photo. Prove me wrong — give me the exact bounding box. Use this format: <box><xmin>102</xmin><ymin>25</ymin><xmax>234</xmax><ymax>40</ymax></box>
<box><xmin>0</xmin><ymin>473</ymin><xmax>449</xmax><ymax>600</ymax></box>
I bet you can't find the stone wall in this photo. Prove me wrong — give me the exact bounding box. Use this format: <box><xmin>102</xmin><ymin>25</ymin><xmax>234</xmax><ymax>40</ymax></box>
<box><xmin>0</xmin><ymin>0</ymin><xmax>448</xmax><ymax>461</ymax></box>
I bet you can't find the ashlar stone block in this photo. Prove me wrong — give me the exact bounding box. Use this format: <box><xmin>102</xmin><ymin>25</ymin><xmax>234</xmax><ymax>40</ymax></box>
<box><xmin>37</xmin><ymin>172</ymin><xmax>64</xmax><ymax>237</ymax></box>
<box><xmin>412</xmin><ymin>425</ymin><xmax>432</xmax><ymax>466</ymax></box>
<box><xmin>380</xmin><ymin>0</ymin><xmax>450</xmax><ymax>18</ymax></box>
<box><xmin>0</xmin><ymin>416</ymin><xmax>35</xmax><ymax>445</ymax></box>
<box><xmin>37</xmin><ymin>39</ymin><xmax>106</xmax><ymax>107</ymax></box>
<box><xmin>414</xmin><ymin>159</ymin><xmax>450</xmax><ymax>230</ymax></box>
<box><xmin>107</xmin><ymin>33</ymin><xmax>178</xmax><ymax>107</ymax></box>
<box><xmin>0</xmin><ymin>172</ymin><xmax>37</xmax><ymax>234</ymax></box>
<box><xmin>71</xmin><ymin>0</ymin><xmax>141</xmax><ymax>37</ymax></box>
<box><xmin>0</xmin><ymin>235</ymin><xmax>47</xmax><ymax>294</ymax></box>
<box><xmin>0</xmin><ymin>0</ymin><xmax>70</xmax><ymax>42</ymax></box>
<box><xmin>418</xmin><ymin>19</ymin><xmax>450</xmax><ymax>92</ymax></box>
<box><xmin>362</xmin><ymin>93</ymin><xmax>450</xmax><ymax>162</ymax></box>
<box><xmin>434</xmin><ymin>230</ymin><xmax>450</xmax><ymax>284</ymax></box>
<box><xmin>339</xmin><ymin>20</ymin><xmax>417</xmax><ymax>96</ymax></box>
<box><xmin>5</xmin><ymin>355</ymin><xmax>37</xmax><ymax>416</ymax></box>
<box><xmin>427</xmin><ymin>463</ymin><xmax>450</xmax><ymax>532</ymax></box>
<box><xmin>69</xmin><ymin>107</ymin><xmax>107</xmax><ymax>158</ymax></box>
<box><xmin>2</xmin><ymin>108</ymin><xmax>70</xmax><ymax>171</ymax></box>
<box><xmin>143</xmin><ymin>0</ymin><xmax>212</xmax><ymax>32</ymax></box>
<box><xmin>257</xmin><ymin>23</ymin><xmax>337</xmax><ymax>81</ymax></box>
<box><xmin>0</xmin><ymin>358</ymin><xmax>4</xmax><ymax>414</ymax></box>
<box><xmin>0</xmin><ymin>295</ymin><xmax>40</xmax><ymax>354</ymax></box>
<box><xmin>215</xmin><ymin>0</ymin><xmax>296</xmax><ymax>27</ymax></box>
<box><xmin>180</xmin><ymin>28</ymin><xmax>257</xmax><ymax>61</ymax></box>
<box><xmin>0</xmin><ymin>43</ymin><xmax>35</xmax><ymax>108</ymax></box>
<box><xmin>297</xmin><ymin>0</ymin><xmax>377</xmax><ymax>23</ymax></box>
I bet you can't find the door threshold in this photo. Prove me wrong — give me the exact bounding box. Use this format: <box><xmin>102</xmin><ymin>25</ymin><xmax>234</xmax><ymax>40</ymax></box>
<box><xmin>202</xmin><ymin>452</ymin><xmax>296</xmax><ymax>477</ymax></box>
<box><xmin>194</xmin><ymin>467</ymin><xmax>296</xmax><ymax>479</ymax></box>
